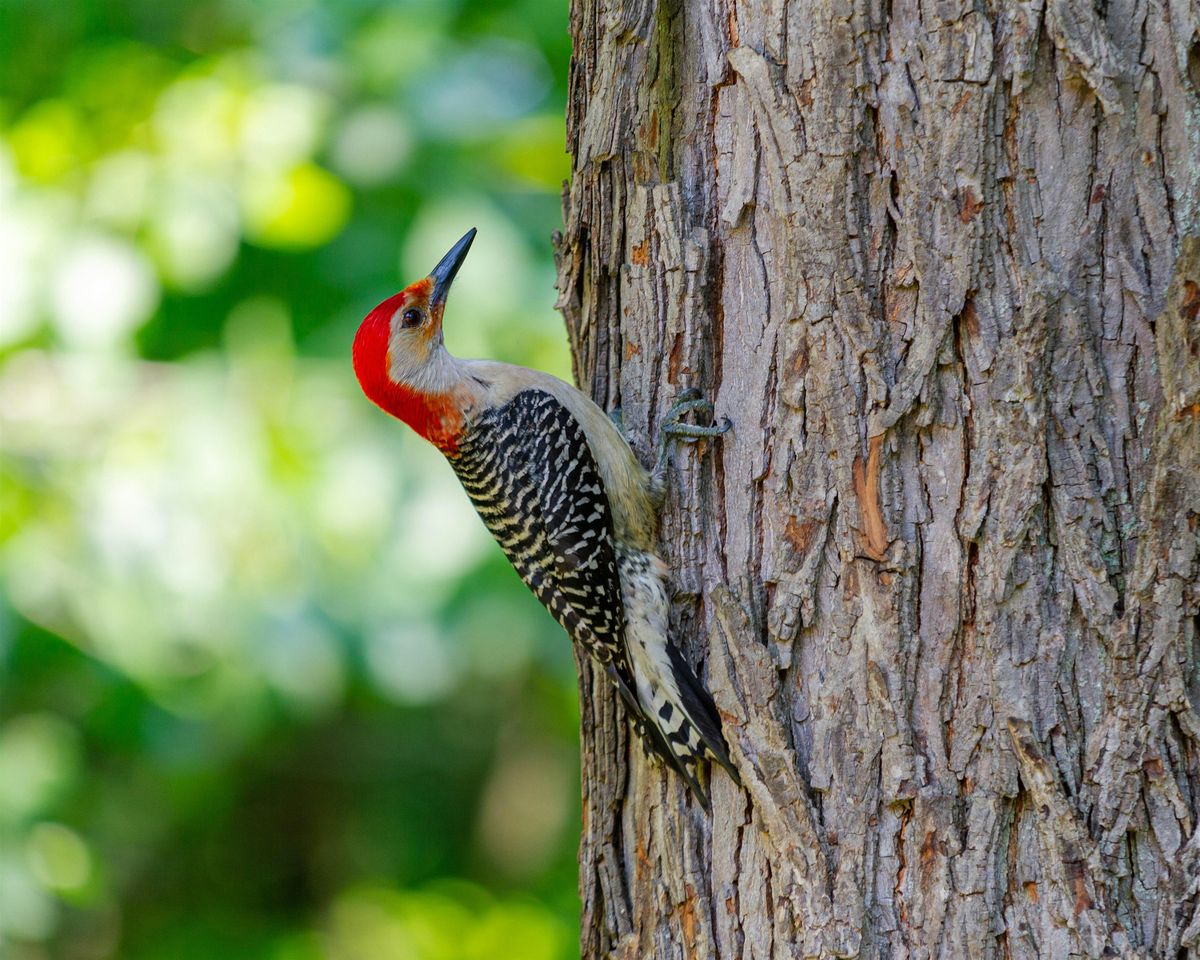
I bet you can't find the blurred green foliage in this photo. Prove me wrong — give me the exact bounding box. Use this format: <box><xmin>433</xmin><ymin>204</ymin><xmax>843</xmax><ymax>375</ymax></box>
<box><xmin>0</xmin><ymin>0</ymin><xmax>582</xmax><ymax>956</ymax></box>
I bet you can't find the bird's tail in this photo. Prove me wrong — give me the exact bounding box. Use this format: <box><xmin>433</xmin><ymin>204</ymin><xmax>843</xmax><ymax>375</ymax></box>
<box><xmin>616</xmin><ymin>544</ymin><xmax>738</xmax><ymax>808</ymax></box>
<box><xmin>635</xmin><ymin>641</ymin><xmax>739</xmax><ymax>810</ymax></box>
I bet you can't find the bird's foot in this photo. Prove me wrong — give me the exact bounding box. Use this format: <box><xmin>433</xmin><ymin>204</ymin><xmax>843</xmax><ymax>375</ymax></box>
<box><xmin>651</xmin><ymin>389</ymin><xmax>731</xmax><ymax>504</ymax></box>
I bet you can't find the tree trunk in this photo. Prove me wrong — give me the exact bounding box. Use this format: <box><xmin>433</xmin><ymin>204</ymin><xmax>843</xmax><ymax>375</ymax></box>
<box><xmin>554</xmin><ymin>0</ymin><xmax>1200</xmax><ymax>957</ymax></box>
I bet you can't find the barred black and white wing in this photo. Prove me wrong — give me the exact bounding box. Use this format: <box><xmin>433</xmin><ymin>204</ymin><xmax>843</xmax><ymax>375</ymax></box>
<box><xmin>449</xmin><ymin>389</ymin><xmax>716</xmax><ymax>798</ymax></box>
<box><xmin>449</xmin><ymin>388</ymin><xmax>741</xmax><ymax>804</ymax></box>
<box><xmin>451</xmin><ymin>391</ymin><xmax>635</xmax><ymax>688</ymax></box>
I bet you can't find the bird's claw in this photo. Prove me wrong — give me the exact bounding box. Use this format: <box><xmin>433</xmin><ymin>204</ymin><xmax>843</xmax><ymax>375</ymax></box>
<box><xmin>660</xmin><ymin>415</ymin><xmax>731</xmax><ymax>442</ymax></box>
<box><xmin>652</xmin><ymin>389</ymin><xmax>730</xmax><ymax>499</ymax></box>
<box><xmin>658</xmin><ymin>391</ymin><xmax>729</xmax><ymax>443</ymax></box>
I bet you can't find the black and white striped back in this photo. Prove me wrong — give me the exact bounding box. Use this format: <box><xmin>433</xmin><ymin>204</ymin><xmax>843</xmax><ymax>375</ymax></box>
<box><xmin>450</xmin><ymin>390</ymin><xmax>628</xmax><ymax>668</ymax></box>
<box><xmin>447</xmin><ymin>388</ymin><xmax>735</xmax><ymax>806</ymax></box>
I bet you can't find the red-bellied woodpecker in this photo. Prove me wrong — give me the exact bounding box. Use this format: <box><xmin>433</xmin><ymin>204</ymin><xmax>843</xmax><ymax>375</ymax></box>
<box><xmin>352</xmin><ymin>228</ymin><xmax>738</xmax><ymax>808</ymax></box>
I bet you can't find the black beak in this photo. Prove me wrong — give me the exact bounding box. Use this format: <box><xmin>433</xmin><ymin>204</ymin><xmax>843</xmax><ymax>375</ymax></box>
<box><xmin>429</xmin><ymin>228</ymin><xmax>477</xmax><ymax>308</ymax></box>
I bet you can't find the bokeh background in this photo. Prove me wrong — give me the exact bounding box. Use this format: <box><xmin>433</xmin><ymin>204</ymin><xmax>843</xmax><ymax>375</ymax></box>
<box><xmin>0</xmin><ymin>1</ymin><xmax>581</xmax><ymax>957</ymax></box>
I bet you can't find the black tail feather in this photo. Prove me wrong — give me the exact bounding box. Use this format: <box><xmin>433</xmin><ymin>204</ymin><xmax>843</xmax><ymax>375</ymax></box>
<box><xmin>665</xmin><ymin>643</ymin><xmax>740</xmax><ymax>785</ymax></box>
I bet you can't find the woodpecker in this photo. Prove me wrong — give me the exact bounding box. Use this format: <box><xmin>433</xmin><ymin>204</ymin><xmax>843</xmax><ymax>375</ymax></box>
<box><xmin>352</xmin><ymin>228</ymin><xmax>738</xmax><ymax>807</ymax></box>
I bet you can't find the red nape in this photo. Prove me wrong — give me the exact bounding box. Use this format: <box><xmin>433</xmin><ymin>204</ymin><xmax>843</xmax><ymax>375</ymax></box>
<box><xmin>352</xmin><ymin>296</ymin><xmax>464</xmax><ymax>454</ymax></box>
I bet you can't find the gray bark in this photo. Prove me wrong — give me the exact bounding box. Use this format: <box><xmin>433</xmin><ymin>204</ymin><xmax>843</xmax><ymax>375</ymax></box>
<box><xmin>554</xmin><ymin>0</ymin><xmax>1200</xmax><ymax>957</ymax></box>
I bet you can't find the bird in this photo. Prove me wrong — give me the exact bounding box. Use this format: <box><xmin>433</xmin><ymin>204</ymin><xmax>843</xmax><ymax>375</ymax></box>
<box><xmin>352</xmin><ymin>228</ymin><xmax>738</xmax><ymax>808</ymax></box>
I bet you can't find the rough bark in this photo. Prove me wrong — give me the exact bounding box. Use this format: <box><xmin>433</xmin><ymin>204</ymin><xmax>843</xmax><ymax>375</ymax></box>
<box><xmin>555</xmin><ymin>0</ymin><xmax>1200</xmax><ymax>957</ymax></box>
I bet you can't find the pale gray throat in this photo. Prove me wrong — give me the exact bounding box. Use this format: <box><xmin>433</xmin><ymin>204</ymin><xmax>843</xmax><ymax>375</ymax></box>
<box><xmin>386</xmin><ymin>334</ymin><xmax>464</xmax><ymax>397</ymax></box>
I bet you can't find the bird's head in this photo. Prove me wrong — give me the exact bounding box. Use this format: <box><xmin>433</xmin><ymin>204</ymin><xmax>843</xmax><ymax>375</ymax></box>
<box><xmin>353</xmin><ymin>228</ymin><xmax>476</xmax><ymax>440</ymax></box>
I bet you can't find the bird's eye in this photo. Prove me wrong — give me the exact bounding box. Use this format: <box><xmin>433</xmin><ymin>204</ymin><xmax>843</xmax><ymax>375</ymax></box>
<box><xmin>401</xmin><ymin>308</ymin><xmax>424</xmax><ymax>328</ymax></box>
